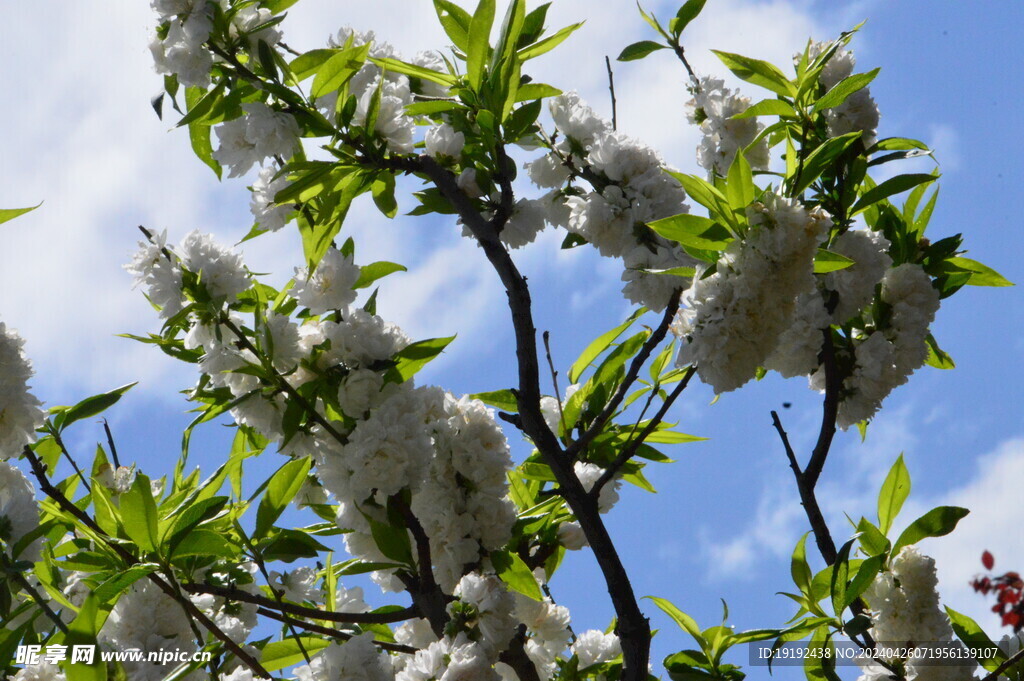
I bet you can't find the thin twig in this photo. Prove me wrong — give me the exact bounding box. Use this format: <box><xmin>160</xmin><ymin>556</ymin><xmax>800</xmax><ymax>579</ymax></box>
<box><xmin>256</xmin><ymin>608</ymin><xmax>418</xmax><ymax>654</ymax></box>
<box><xmin>671</xmin><ymin>44</ymin><xmax>701</xmax><ymax>88</ymax></box>
<box><xmin>567</xmin><ymin>291</ymin><xmax>683</xmax><ymax>460</ymax></box>
<box><xmin>1</xmin><ymin>553</ymin><xmax>69</xmax><ymax>634</ymax></box>
<box><xmin>102</xmin><ymin>419</ymin><xmax>121</xmax><ymax>469</ymax></box>
<box><xmin>183</xmin><ymin>583</ymin><xmax>418</xmax><ymax>625</ymax></box>
<box><xmin>542</xmin><ymin>331</ymin><xmax>566</xmax><ymax>436</ymax></box>
<box><xmin>50</xmin><ymin>431</ymin><xmax>91</xmax><ymax>494</ymax></box>
<box><xmin>590</xmin><ymin>365</ymin><xmax>696</xmax><ymax>498</ymax></box>
<box><xmin>604</xmin><ymin>56</ymin><xmax>618</xmax><ymax>131</ymax></box>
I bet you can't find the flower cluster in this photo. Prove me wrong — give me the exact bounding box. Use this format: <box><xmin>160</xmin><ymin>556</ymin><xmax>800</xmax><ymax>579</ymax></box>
<box><xmin>808</xmin><ymin>42</ymin><xmax>880</xmax><ymax>147</ymax></box>
<box><xmin>673</xmin><ymin>194</ymin><xmax>832</xmax><ymax>393</ymax></box>
<box><xmin>685</xmin><ymin>76</ymin><xmax>770</xmax><ymax>176</ymax></box>
<box><xmin>858</xmin><ymin>547</ymin><xmax>976</xmax><ymax>681</ymax></box>
<box><xmin>0</xmin><ymin>322</ymin><xmax>45</xmax><ymax>460</ymax></box>
<box><xmin>528</xmin><ymin>93</ymin><xmax>696</xmax><ymax>311</ymax></box>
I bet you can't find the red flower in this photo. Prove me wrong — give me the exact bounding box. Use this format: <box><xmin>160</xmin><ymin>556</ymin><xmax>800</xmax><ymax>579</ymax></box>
<box><xmin>983</xmin><ymin>551</ymin><xmax>995</xmax><ymax>570</ymax></box>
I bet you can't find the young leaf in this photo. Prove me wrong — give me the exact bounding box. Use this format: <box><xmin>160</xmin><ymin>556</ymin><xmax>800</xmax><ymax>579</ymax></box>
<box><xmin>492</xmin><ymin>550</ymin><xmax>543</xmax><ymax>600</ymax></box>
<box><xmin>792</xmin><ymin>132</ymin><xmax>862</xmax><ymax>195</ymax></box>
<box><xmin>945</xmin><ymin>606</ymin><xmax>1008</xmax><ymax>673</ymax></box>
<box><xmin>0</xmin><ymin>203</ymin><xmax>41</xmax><ymax>226</ymax></box>
<box><xmin>120</xmin><ymin>474</ymin><xmax>160</xmax><ymax>553</ymax></box>
<box><xmin>434</xmin><ymin>0</ymin><xmax>473</xmax><ymax>52</ymax></box>
<box><xmin>812</xmin><ymin>68</ymin><xmax>879</xmax><ymax>112</ymax></box>
<box><xmin>924</xmin><ymin>333</ymin><xmax>956</xmax><ymax>370</ymax></box>
<box><xmin>617</xmin><ymin>40</ymin><xmax>667</xmax><ymax>62</ymax></box>
<box><xmin>725</xmin><ymin>149</ymin><xmax>754</xmax><ymax>210</ymax></box>
<box><xmin>255</xmin><ymin>456</ymin><xmax>312</xmax><ymax>538</ymax></box>
<box><xmin>52</xmin><ymin>383</ymin><xmax>137</xmax><ymax>432</ymax></box>
<box><xmin>892</xmin><ymin>506</ymin><xmax>969</xmax><ymax>556</ymax></box>
<box><xmin>517</xmin><ymin>22</ymin><xmax>584</xmax><ymax>61</ymax></box>
<box><xmin>791</xmin><ymin>533</ymin><xmax>813</xmax><ymax>596</ymax></box>
<box><xmin>470</xmin><ymin>389</ymin><xmax>519</xmax><ymax>412</ymax></box>
<box><xmin>466</xmin><ymin>0</ymin><xmax>496</xmax><ymax>89</ymax></box>
<box><xmin>389</xmin><ymin>336</ymin><xmax>458</xmax><ymax>383</ymax></box>
<box><xmin>711</xmin><ymin>50</ymin><xmax>796</xmax><ymax>98</ymax></box>
<box><xmin>65</xmin><ymin>594</ymin><xmax>107</xmax><ymax>681</ymax></box>
<box><xmin>877</xmin><ymin>454</ymin><xmax>910</xmax><ymax>535</ymax></box>
<box><xmin>945</xmin><ymin>257</ymin><xmax>1013</xmax><ymax>287</ymax></box>
<box><xmin>288</xmin><ymin>48</ymin><xmax>338</xmax><ymax>82</ymax></box>
<box><xmin>354</xmin><ymin>261</ymin><xmax>408</xmax><ymax>289</ymax></box>
<box><xmin>569</xmin><ymin>308</ymin><xmax>645</xmax><ymax>384</ymax></box>
<box><xmin>672</xmin><ymin>0</ymin><xmax>707</xmax><ymax>35</ymax></box>
<box><xmin>731</xmin><ymin>98</ymin><xmax>797</xmax><ymax>120</ymax></box>
<box><xmin>645</xmin><ymin>596</ymin><xmax>705</xmax><ymax>644</ymax></box>
<box><xmin>648</xmin><ymin>214</ymin><xmax>732</xmax><ymax>251</ymax></box>
<box><xmin>813</xmin><ymin>249</ymin><xmax>855</xmax><ymax>274</ymax></box>
<box><xmin>851</xmin><ymin>173</ymin><xmax>937</xmax><ymax>215</ymax></box>
<box><xmin>371</xmin><ymin>57</ymin><xmax>457</xmax><ymax>86</ymax></box>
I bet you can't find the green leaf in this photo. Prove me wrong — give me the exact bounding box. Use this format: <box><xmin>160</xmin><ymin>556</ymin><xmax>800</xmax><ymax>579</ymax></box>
<box><xmin>261</xmin><ymin>637</ymin><xmax>334</xmax><ymax>672</ymax></box>
<box><xmin>66</xmin><ymin>594</ymin><xmax>107</xmax><ymax>681</ymax></box>
<box><xmin>163</xmin><ymin>496</ymin><xmax>229</xmax><ymax>554</ymax></box>
<box><xmin>892</xmin><ymin>506</ymin><xmax>969</xmax><ymax>556</ymax></box>
<box><xmin>945</xmin><ymin>257</ymin><xmax>1014</xmax><ymax>287</ymax></box>
<box><xmin>672</xmin><ymin>0</ymin><xmax>707</xmax><ymax>35</ymax></box>
<box><xmin>515</xmin><ymin>82</ymin><xmax>563</xmax><ymax>101</ymax></box>
<box><xmin>791</xmin><ymin>533</ymin><xmax>813</xmax><ymax>595</ymax></box>
<box><xmin>255</xmin><ymin>456</ymin><xmax>312</xmax><ymax>538</ymax></box>
<box><xmin>664</xmin><ymin>171</ymin><xmax>734</xmax><ymax>227</ymax></box>
<box><xmin>405</xmin><ymin>100</ymin><xmax>463</xmax><ymax>116</ymax></box>
<box><xmin>466</xmin><ymin>0</ymin><xmax>496</xmax><ymax>89</ymax></box>
<box><xmin>945</xmin><ymin>606</ymin><xmax>1007</xmax><ymax>673</ymax></box>
<box><xmin>170</xmin><ymin>528</ymin><xmax>239</xmax><ymax>558</ymax></box>
<box><xmin>711</xmin><ymin>50</ymin><xmax>796</xmax><ymax>97</ymax></box>
<box><xmin>845</xmin><ymin>554</ymin><xmax>883</xmax><ymax>610</ymax></box>
<box><xmin>263</xmin><ymin>0</ymin><xmax>302</xmax><ymax>12</ymax></box>
<box><xmin>185</xmin><ymin>87</ymin><xmax>222</xmax><ymax>178</ymax></box>
<box><xmin>792</xmin><ymin>132</ymin><xmax>862</xmax><ymax>195</ymax></box>
<box><xmin>872</xmin><ymin>137</ymin><xmax>929</xmax><ymax>152</ymax></box>
<box><xmin>851</xmin><ymin>173</ymin><xmax>937</xmax><ymax>215</ymax></box>
<box><xmin>617</xmin><ymin>40</ymin><xmax>667</xmax><ymax>62</ymax></box>
<box><xmin>731</xmin><ymin>98</ymin><xmax>797</xmax><ymax>120</ymax></box>
<box><xmin>830</xmin><ymin>538</ymin><xmax>855</xmax><ymax>617</ymax></box>
<box><xmin>289</xmin><ymin>48</ymin><xmax>340</xmax><ymax>82</ymax></box>
<box><xmin>813</xmin><ymin>249</ymin><xmax>855</xmax><ymax>274</ymax></box>
<box><xmin>470</xmin><ymin>389</ymin><xmax>518</xmax><ymax>412</ymax></box>
<box><xmin>648</xmin><ymin>213</ymin><xmax>732</xmax><ymax>251</ymax></box>
<box><xmin>434</xmin><ymin>0</ymin><xmax>473</xmax><ymax>52</ymax></box>
<box><xmin>354</xmin><ymin>261</ymin><xmax>407</xmax><ymax>289</ymax></box>
<box><xmin>120</xmin><ymin>474</ymin><xmax>160</xmax><ymax>553</ymax></box>
<box><xmin>371</xmin><ymin>57</ymin><xmax>457</xmax><ymax>86</ymax></box>
<box><xmin>492</xmin><ymin>550</ymin><xmax>543</xmax><ymax>600</ymax></box>
<box><xmin>725</xmin><ymin>149</ymin><xmax>754</xmax><ymax>210</ymax></box>
<box><xmin>389</xmin><ymin>336</ymin><xmax>457</xmax><ymax>383</ymax></box>
<box><xmin>569</xmin><ymin>308</ymin><xmax>645</xmax><ymax>384</ymax></box>
<box><xmin>812</xmin><ymin>68</ymin><xmax>879</xmax><ymax>112</ymax></box>
<box><xmin>52</xmin><ymin>383</ymin><xmax>136</xmax><ymax>432</ymax></box>
<box><xmin>311</xmin><ymin>43</ymin><xmax>371</xmax><ymax>100</ymax></box>
<box><xmin>91</xmin><ymin>565</ymin><xmax>160</xmax><ymax>604</ymax></box>
<box><xmin>855</xmin><ymin>517</ymin><xmax>889</xmax><ymax>556</ymax></box>
<box><xmin>877</xmin><ymin>454</ymin><xmax>910</xmax><ymax>535</ymax></box>
<box><xmin>516</xmin><ymin>22</ymin><xmax>583</xmax><ymax>61</ymax></box>
<box><xmin>646</xmin><ymin>596</ymin><xmax>704</xmax><ymax>643</ymax></box>
<box><xmin>924</xmin><ymin>333</ymin><xmax>956</xmax><ymax>370</ymax></box>
<box><xmin>0</xmin><ymin>203</ymin><xmax>41</xmax><ymax>226</ymax></box>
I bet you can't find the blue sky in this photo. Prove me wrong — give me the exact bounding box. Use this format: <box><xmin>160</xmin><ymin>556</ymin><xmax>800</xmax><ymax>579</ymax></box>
<box><xmin>1</xmin><ymin>1</ymin><xmax>1021</xmax><ymax>678</ymax></box>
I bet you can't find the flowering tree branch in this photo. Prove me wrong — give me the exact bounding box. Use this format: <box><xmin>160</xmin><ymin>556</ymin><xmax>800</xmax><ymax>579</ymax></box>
<box><xmin>23</xmin><ymin>447</ymin><xmax>272</xmax><ymax>679</ymax></box>
<box><xmin>256</xmin><ymin>608</ymin><xmax>418</xmax><ymax>654</ymax></box>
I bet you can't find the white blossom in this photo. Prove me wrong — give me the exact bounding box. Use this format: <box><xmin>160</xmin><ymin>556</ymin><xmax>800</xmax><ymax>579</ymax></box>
<box><xmin>826</xmin><ymin>229</ymin><xmax>892</xmax><ymax>323</ymax></box>
<box><xmin>212</xmin><ymin>103</ymin><xmax>300</xmax><ymax>178</ymax></box>
<box><xmin>573</xmin><ymin>462</ymin><xmax>620</xmax><ymax>513</ymax></box>
<box><xmin>808</xmin><ymin>42</ymin><xmax>880</xmax><ymax>146</ymax></box>
<box><xmin>0</xmin><ymin>461</ymin><xmax>42</xmax><ymax>562</ymax></box>
<box><xmin>353</xmin><ymin>79</ymin><xmax>416</xmax><ymax>154</ymax></box>
<box><xmin>150</xmin><ymin>18</ymin><xmax>212</xmax><ymax>88</ymax></box>
<box><xmin>499</xmin><ymin>199</ymin><xmax>548</xmax><ymax>249</ymax></box>
<box><xmin>571</xmin><ymin>630</ymin><xmax>621</xmax><ymax>668</ymax></box>
<box><xmin>231</xmin><ymin>6</ymin><xmax>282</xmax><ymax>49</ymax></box>
<box><xmin>178</xmin><ymin>230</ymin><xmax>251</xmax><ymax>303</ymax></box>
<box><xmin>294</xmin><ymin>632</ymin><xmax>395</xmax><ymax>681</ymax></box>
<box><xmin>125</xmin><ymin>229</ymin><xmax>184</xmax><ymax>319</ymax></box>
<box><xmin>0</xmin><ymin>323</ymin><xmax>45</xmax><ymax>460</ymax></box>
<box><xmin>675</xmin><ymin>194</ymin><xmax>831</xmax><ymax>393</ymax></box>
<box><xmin>425</xmin><ymin>124</ymin><xmax>465</xmax><ymax>161</ymax></box>
<box><xmin>12</xmin><ymin>661</ymin><xmax>66</xmax><ymax>681</ymax></box>
<box><xmin>686</xmin><ymin>76</ymin><xmax>769</xmax><ymax>176</ymax></box>
<box><xmin>764</xmin><ymin>290</ymin><xmax>830</xmax><ymax>378</ymax></box>
<box><xmin>293</xmin><ymin>247</ymin><xmax>363</xmax><ymax>315</ymax></box>
<box><xmin>250</xmin><ymin>165</ymin><xmax>296</xmax><ymax>232</ymax></box>
<box><xmin>269</xmin><ymin>566</ymin><xmax>321</xmax><ymax>603</ymax></box>
<box><xmin>557</xmin><ymin>521</ymin><xmax>588</xmax><ymax>550</ymax></box>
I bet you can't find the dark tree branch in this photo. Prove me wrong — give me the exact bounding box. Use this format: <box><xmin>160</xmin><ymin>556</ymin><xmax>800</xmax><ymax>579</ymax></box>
<box><xmin>804</xmin><ymin>332</ymin><xmax>839</xmax><ymax>488</ymax></box>
<box><xmin>500</xmin><ymin>625</ymin><xmax>543</xmax><ymax>681</ymax></box>
<box><xmin>256</xmin><ymin>608</ymin><xmax>418</xmax><ymax>654</ymax></box>
<box><xmin>395</xmin><ymin>155</ymin><xmax>653</xmax><ymax>681</ymax></box>
<box><xmin>671</xmin><ymin>44</ymin><xmax>700</xmax><ymax>88</ymax></box>
<box><xmin>591</xmin><ymin>365</ymin><xmax>697</xmax><ymax>499</ymax></box>
<box><xmin>23</xmin><ymin>447</ymin><xmax>271</xmax><ymax>679</ymax></box>
<box><xmin>566</xmin><ymin>290</ymin><xmax>683</xmax><ymax>460</ymax></box>
<box><xmin>391</xmin><ymin>495</ymin><xmax>449</xmax><ymax>638</ymax></box>
<box><xmin>542</xmin><ymin>331</ymin><xmax>566</xmax><ymax>436</ymax></box>
<box><xmin>1</xmin><ymin>553</ymin><xmax>68</xmax><ymax>634</ymax></box>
